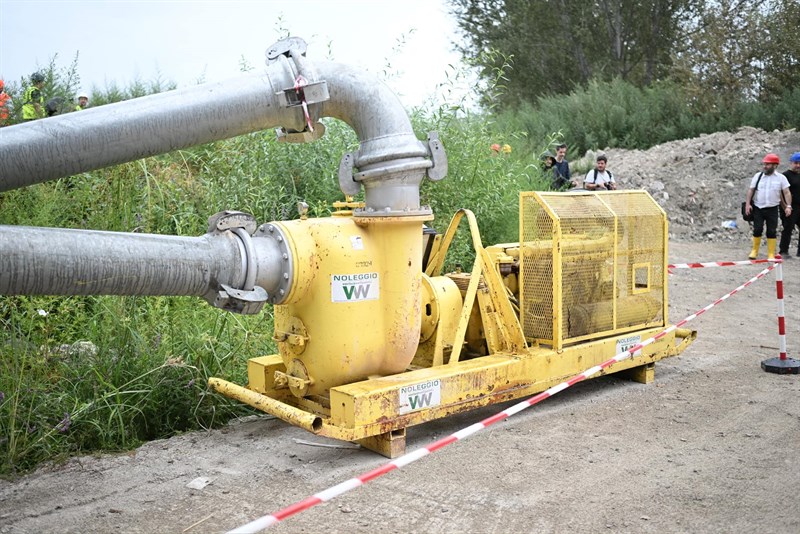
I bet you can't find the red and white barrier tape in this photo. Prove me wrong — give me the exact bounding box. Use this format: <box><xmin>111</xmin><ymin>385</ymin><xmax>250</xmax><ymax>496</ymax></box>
<box><xmin>227</xmin><ymin>263</ymin><xmax>776</xmax><ymax>534</ymax></box>
<box><xmin>668</xmin><ymin>258</ymin><xmax>777</xmax><ymax>269</ymax></box>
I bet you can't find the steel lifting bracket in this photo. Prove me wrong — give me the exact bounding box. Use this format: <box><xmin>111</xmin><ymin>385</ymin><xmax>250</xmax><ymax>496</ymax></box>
<box><xmin>214</xmin><ymin>284</ymin><xmax>268</xmax><ymax>315</ymax></box>
<box><xmin>338</xmin><ymin>152</ymin><xmax>361</xmax><ymax>196</ymax></box>
<box><xmin>426</xmin><ymin>131</ymin><xmax>448</xmax><ymax>181</ymax></box>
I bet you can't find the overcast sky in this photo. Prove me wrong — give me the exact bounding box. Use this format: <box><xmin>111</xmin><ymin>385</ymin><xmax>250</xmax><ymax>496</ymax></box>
<box><xmin>0</xmin><ymin>0</ymin><xmax>471</xmax><ymax>108</ymax></box>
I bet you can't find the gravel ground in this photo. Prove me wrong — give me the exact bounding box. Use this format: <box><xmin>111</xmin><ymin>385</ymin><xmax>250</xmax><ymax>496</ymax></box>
<box><xmin>3</xmin><ymin>128</ymin><xmax>800</xmax><ymax>533</ymax></box>
<box><xmin>1</xmin><ymin>239</ymin><xmax>798</xmax><ymax>534</ymax></box>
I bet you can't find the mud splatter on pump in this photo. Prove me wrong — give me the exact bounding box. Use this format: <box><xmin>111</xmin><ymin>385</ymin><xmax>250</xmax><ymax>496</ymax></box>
<box><xmin>0</xmin><ymin>38</ymin><xmax>695</xmax><ymax>457</ymax></box>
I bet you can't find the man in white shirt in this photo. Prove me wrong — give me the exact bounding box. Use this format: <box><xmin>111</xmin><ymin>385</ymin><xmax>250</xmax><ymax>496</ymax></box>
<box><xmin>744</xmin><ymin>153</ymin><xmax>792</xmax><ymax>260</ymax></box>
<box><xmin>584</xmin><ymin>154</ymin><xmax>616</xmax><ymax>190</ymax></box>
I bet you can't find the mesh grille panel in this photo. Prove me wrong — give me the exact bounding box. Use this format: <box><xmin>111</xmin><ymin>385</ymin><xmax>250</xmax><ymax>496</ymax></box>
<box><xmin>520</xmin><ymin>193</ymin><xmax>554</xmax><ymax>342</ymax></box>
<box><xmin>519</xmin><ymin>191</ymin><xmax>666</xmax><ymax>347</ymax></box>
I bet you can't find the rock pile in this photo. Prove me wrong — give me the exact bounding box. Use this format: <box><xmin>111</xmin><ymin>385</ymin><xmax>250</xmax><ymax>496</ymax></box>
<box><xmin>600</xmin><ymin>127</ymin><xmax>800</xmax><ymax>242</ymax></box>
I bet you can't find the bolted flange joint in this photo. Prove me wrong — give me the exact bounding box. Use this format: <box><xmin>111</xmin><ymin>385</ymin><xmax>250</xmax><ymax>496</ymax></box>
<box><xmin>267</xmin><ymin>37</ymin><xmax>330</xmax><ymax>144</ymax></box>
<box><xmin>206</xmin><ymin>210</ymin><xmax>269</xmax><ymax>314</ymax></box>
<box><xmin>254</xmin><ymin>223</ymin><xmax>294</xmax><ymax>305</ymax></box>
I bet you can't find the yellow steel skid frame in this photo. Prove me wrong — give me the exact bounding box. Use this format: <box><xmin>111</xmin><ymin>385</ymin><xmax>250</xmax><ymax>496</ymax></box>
<box><xmin>210</xmin><ymin>200</ymin><xmax>695</xmax><ymax>457</ymax></box>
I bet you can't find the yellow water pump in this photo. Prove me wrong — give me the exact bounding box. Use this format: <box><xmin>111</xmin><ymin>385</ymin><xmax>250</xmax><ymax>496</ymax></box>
<box><xmin>209</xmin><ymin>190</ymin><xmax>695</xmax><ymax>457</ymax></box>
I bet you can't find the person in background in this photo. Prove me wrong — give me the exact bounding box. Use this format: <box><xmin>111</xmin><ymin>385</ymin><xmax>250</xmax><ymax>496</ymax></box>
<box><xmin>584</xmin><ymin>154</ymin><xmax>617</xmax><ymax>190</ymax></box>
<box><xmin>45</xmin><ymin>96</ymin><xmax>66</xmax><ymax>117</ymax></box>
<box><xmin>75</xmin><ymin>94</ymin><xmax>89</xmax><ymax>111</ymax></box>
<box><xmin>0</xmin><ymin>79</ymin><xmax>11</xmax><ymax>126</ymax></box>
<box><xmin>542</xmin><ymin>151</ymin><xmax>568</xmax><ymax>190</ymax></box>
<box><xmin>542</xmin><ymin>151</ymin><xmax>556</xmax><ymax>171</ymax></box>
<box><xmin>22</xmin><ymin>71</ymin><xmax>46</xmax><ymax>121</ymax></box>
<box><xmin>778</xmin><ymin>152</ymin><xmax>800</xmax><ymax>258</ymax></box>
<box><xmin>553</xmin><ymin>143</ymin><xmax>573</xmax><ymax>187</ymax></box>
<box><xmin>744</xmin><ymin>153</ymin><xmax>791</xmax><ymax>260</ymax></box>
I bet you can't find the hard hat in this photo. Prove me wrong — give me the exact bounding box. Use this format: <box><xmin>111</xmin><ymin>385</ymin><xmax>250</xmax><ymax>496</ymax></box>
<box><xmin>790</xmin><ymin>152</ymin><xmax>800</xmax><ymax>163</ymax></box>
<box><xmin>31</xmin><ymin>72</ymin><xmax>45</xmax><ymax>83</ymax></box>
<box><xmin>490</xmin><ymin>143</ymin><xmax>501</xmax><ymax>152</ymax></box>
<box><xmin>762</xmin><ymin>153</ymin><xmax>780</xmax><ymax>164</ymax></box>
<box><xmin>78</xmin><ymin>94</ymin><xmax>88</xmax><ymax>99</ymax></box>
<box><xmin>502</xmin><ymin>144</ymin><xmax>512</xmax><ymax>154</ymax></box>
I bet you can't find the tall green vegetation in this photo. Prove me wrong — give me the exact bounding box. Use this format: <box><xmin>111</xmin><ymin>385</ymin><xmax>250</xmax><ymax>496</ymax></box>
<box><xmin>451</xmin><ymin>0</ymin><xmax>798</xmax><ymax>108</ymax></box>
<box><xmin>498</xmin><ymin>78</ymin><xmax>800</xmax><ymax>155</ymax></box>
<box><xmin>450</xmin><ymin>0</ymin><xmax>799</xmax><ymax>155</ymax></box>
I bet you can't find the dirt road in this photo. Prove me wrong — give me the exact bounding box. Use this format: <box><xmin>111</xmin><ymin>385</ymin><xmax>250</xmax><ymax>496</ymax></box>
<box><xmin>2</xmin><ymin>240</ymin><xmax>799</xmax><ymax>534</ymax></box>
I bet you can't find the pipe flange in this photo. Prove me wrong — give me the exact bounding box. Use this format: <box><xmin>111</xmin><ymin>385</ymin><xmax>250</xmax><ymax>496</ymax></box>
<box><xmin>353</xmin><ymin>206</ymin><xmax>434</xmax><ymax>218</ymax></box>
<box><xmin>255</xmin><ymin>223</ymin><xmax>294</xmax><ymax>305</ymax></box>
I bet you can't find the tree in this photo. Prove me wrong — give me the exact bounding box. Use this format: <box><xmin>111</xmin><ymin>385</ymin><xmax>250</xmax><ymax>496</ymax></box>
<box><xmin>449</xmin><ymin>0</ymin><xmax>692</xmax><ymax>107</ymax></box>
<box><xmin>756</xmin><ymin>0</ymin><xmax>800</xmax><ymax>100</ymax></box>
<box><xmin>671</xmin><ymin>0</ymin><xmax>800</xmax><ymax>112</ymax></box>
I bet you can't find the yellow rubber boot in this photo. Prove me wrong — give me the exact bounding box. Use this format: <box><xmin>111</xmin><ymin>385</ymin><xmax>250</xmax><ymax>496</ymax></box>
<box><xmin>767</xmin><ymin>238</ymin><xmax>777</xmax><ymax>260</ymax></box>
<box><xmin>749</xmin><ymin>237</ymin><xmax>761</xmax><ymax>259</ymax></box>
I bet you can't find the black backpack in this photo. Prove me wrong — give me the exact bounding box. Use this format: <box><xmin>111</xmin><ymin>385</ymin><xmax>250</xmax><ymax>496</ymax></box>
<box><xmin>741</xmin><ymin>172</ymin><xmax>763</xmax><ymax>222</ymax></box>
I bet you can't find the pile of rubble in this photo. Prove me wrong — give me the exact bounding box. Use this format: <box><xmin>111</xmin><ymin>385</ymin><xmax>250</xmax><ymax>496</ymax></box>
<box><xmin>600</xmin><ymin>126</ymin><xmax>800</xmax><ymax>242</ymax></box>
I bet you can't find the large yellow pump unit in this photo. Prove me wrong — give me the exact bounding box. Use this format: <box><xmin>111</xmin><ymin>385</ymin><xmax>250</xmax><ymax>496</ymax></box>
<box><xmin>209</xmin><ymin>190</ymin><xmax>695</xmax><ymax>457</ymax></box>
<box><xmin>0</xmin><ymin>38</ymin><xmax>695</xmax><ymax>458</ymax></box>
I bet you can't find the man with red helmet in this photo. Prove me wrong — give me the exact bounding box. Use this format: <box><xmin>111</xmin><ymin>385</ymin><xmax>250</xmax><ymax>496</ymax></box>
<box><xmin>744</xmin><ymin>153</ymin><xmax>792</xmax><ymax>260</ymax></box>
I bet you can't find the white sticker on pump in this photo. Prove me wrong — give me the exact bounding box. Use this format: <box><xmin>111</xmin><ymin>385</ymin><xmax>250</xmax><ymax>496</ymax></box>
<box><xmin>616</xmin><ymin>334</ymin><xmax>643</xmax><ymax>356</ymax></box>
<box><xmin>399</xmin><ymin>379</ymin><xmax>441</xmax><ymax>414</ymax></box>
<box><xmin>331</xmin><ymin>273</ymin><xmax>380</xmax><ymax>302</ymax></box>
<box><xmin>350</xmin><ymin>236</ymin><xmax>364</xmax><ymax>250</ymax></box>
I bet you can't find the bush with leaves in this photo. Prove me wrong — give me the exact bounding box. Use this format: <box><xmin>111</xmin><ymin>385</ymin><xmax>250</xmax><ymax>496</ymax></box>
<box><xmin>497</xmin><ymin>77</ymin><xmax>800</xmax><ymax>157</ymax></box>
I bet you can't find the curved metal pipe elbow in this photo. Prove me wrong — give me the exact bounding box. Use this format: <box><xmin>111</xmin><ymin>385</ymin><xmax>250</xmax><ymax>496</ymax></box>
<box><xmin>316</xmin><ymin>62</ymin><xmax>436</xmax><ymax>214</ymax></box>
<box><xmin>316</xmin><ymin>62</ymin><xmax>427</xmax><ymax>168</ymax></box>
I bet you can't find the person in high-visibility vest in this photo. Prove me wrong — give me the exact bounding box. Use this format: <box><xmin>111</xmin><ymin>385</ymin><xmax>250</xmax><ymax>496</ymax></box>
<box><xmin>0</xmin><ymin>79</ymin><xmax>11</xmax><ymax>126</ymax></box>
<box><xmin>75</xmin><ymin>94</ymin><xmax>88</xmax><ymax>111</ymax></box>
<box><xmin>22</xmin><ymin>72</ymin><xmax>46</xmax><ymax>121</ymax></box>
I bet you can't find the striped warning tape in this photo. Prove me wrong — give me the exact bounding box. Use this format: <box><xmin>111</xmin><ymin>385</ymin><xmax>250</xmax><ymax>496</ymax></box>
<box><xmin>227</xmin><ymin>263</ymin><xmax>776</xmax><ymax>534</ymax></box>
<box><xmin>668</xmin><ymin>258</ymin><xmax>778</xmax><ymax>269</ymax></box>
